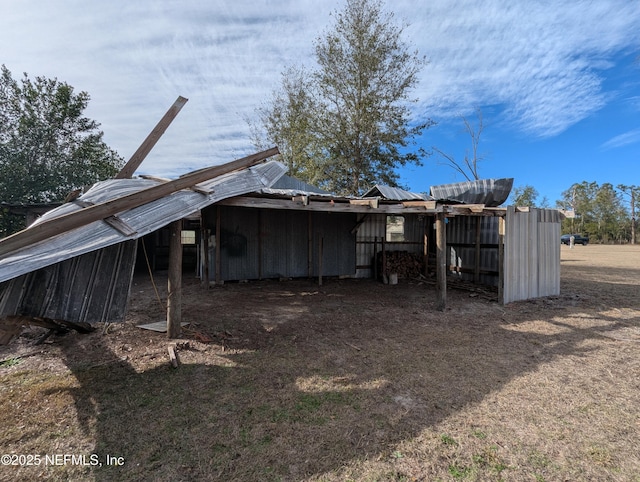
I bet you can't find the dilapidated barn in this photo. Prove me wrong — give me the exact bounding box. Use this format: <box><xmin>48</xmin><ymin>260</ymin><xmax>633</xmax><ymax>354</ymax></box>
<box><xmin>0</xmin><ymin>151</ymin><xmax>563</xmax><ymax>343</ymax></box>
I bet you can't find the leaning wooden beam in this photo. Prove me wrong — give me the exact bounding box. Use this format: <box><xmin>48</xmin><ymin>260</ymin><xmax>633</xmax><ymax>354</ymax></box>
<box><xmin>116</xmin><ymin>96</ymin><xmax>189</xmax><ymax>179</ymax></box>
<box><xmin>0</xmin><ymin>147</ymin><xmax>279</xmax><ymax>258</ymax></box>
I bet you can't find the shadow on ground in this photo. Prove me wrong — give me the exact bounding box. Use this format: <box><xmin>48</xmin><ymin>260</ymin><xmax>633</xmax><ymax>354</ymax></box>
<box><xmin>48</xmin><ymin>271</ymin><xmax>638</xmax><ymax>481</ymax></box>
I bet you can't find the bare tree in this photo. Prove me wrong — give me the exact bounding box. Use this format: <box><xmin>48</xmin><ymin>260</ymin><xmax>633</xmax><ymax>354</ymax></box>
<box><xmin>433</xmin><ymin>107</ymin><xmax>484</xmax><ymax>181</ymax></box>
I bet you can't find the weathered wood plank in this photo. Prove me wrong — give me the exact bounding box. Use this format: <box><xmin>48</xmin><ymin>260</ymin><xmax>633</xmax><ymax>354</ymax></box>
<box><xmin>116</xmin><ymin>96</ymin><xmax>189</xmax><ymax>179</ymax></box>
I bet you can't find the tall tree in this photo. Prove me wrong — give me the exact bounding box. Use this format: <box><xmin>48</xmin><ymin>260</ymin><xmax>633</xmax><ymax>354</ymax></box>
<box><xmin>510</xmin><ymin>184</ymin><xmax>539</xmax><ymax>207</ymax></box>
<box><xmin>251</xmin><ymin>66</ymin><xmax>325</xmax><ymax>185</ymax></box>
<box><xmin>0</xmin><ymin>65</ymin><xmax>123</xmax><ymax>236</ymax></box>
<box><xmin>557</xmin><ymin>181</ymin><xmax>629</xmax><ymax>242</ymax></box>
<box><xmin>252</xmin><ymin>0</ymin><xmax>432</xmax><ymax>195</ymax></box>
<box><xmin>617</xmin><ymin>184</ymin><xmax>639</xmax><ymax>244</ymax></box>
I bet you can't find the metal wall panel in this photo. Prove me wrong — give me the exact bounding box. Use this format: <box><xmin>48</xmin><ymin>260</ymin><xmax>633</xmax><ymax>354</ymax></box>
<box><xmin>447</xmin><ymin>216</ymin><xmax>500</xmax><ymax>286</ymax></box>
<box><xmin>0</xmin><ymin>241</ymin><xmax>137</xmax><ymax>323</ymax></box>
<box><xmin>503</xmin><ymin>207</ymin><xmax>561</xmax><ymax>303</ymax></box>
<box><xmin>206</xmin><ymin>206</ymin><xmax>356</xmax><ymax>281</ymax></box>
<box><xmin>261</xmin><ymin>209</ymin><xmax>310</xmax><ymax>278</ymax></box>
<box><xmin>355</xmin><ymin>214</ymin><xmax>430</xmax><ymax>278</ymax></box>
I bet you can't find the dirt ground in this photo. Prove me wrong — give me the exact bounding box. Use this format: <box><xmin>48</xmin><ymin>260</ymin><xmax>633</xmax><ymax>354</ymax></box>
<box><xmin>0</xmin><ymin>244</ymin><xmax>639</xmax><ymax>481</ymax></box>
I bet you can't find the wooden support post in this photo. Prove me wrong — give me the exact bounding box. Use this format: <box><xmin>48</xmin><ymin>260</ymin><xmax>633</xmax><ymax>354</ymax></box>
<box><xmin>258</xmin><ymin>209</ymin><xmax>263</xmax><ymax>280</ymax></box>
<box><xmin>498</xmin><ymin>216</ymin><xmax>506</xmax><ymax>304</ymax></box>
<box><xmin>423</xmin><ymin>227</ymin><xmax>429</xmax><ymax>278</ymax></box>
<box><xmin>318</xmin><ymin>235</ymin><xmax>323</xmax><ymax>287</ymax></box>
<box><xmin>474</xmin><ymin>217</ymin><xmax>482</xmax><ymax>283</ymax></box>
<box><xmin>201</xmin><ymin>227</ymin><xmax>210</xmax><ymax>288</ymax></box>
<box><xmin>436</xmin><ymin>212</ymin><xmax>447</xmax><ymax>311</ymax></box>
<box><xmin>215</xmin><ymin>206</ymin><xmax>221</xmax><ymax>285</ymax></box>
<box><xmin>307</xmin><ymin>212</ymin><xmax>313</xmax><ymax>278</ymax></box>
<box><xmin>167</xmin><ymin>220</ymin><xmax>182</xmax><ymax>338</ymax></box>
<box><xmin>381</xmin><ymin>234</ymin><xmax>386</xmax><ymax>281</ymax></box>
<box><xmin>373</xmin><ymin>237</ymin><xmax>378</xmax><ymax>280</ymax></box>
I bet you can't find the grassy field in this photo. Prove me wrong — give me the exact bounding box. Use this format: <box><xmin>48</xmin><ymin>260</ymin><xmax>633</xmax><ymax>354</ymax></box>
<box><xmin>0</xmin><ymin>244</ymin><xmax>639</xmax><ymax>481</ymax></box>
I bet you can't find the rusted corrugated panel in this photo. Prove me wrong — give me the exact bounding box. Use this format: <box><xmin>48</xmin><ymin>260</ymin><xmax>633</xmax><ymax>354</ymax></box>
<box><xmin>0</xmin><ymin>241</ymin><xmax>136</xmax><ymax>324</ymax></box>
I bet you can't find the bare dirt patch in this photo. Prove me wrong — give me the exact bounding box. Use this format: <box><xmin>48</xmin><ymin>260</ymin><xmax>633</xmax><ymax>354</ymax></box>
<box><xmin>1</xmin><ymin>244</ymin><xmax>639</xmax><ymax>481</ymax></box>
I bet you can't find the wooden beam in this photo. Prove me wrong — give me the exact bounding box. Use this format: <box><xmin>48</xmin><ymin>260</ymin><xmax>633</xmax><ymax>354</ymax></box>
<box><xmin>218</xmin><ymin>196</ymin><xmax>439</xmax><ymax>214</ymax></box>
<box><xmin>402</xmin><ymin>200</ymin><xmax>437</xmax><ymax>209</ymax></box>
<box><xmin>349</xmin><ymin>198</ymin><xmax>379</xmax><ymax>208</ymax></box>
<box><xmin>116</xmin><ymin>96</ymin><xmax>189</xmax><ymax>179</ymax></box>
<box><xmin>167</xmin><ymin>220</ymin><xmax>182</xmax><ymax>338</ymax></box>
<box><xmin>435</xmin><ymin>212</ymin><xmax>447</xmax><ymax>311</ymax></box>
<box><xmin>0</xmin><ymin>147</ymin><xmax>279</xmax><ymax>258</ymax></box>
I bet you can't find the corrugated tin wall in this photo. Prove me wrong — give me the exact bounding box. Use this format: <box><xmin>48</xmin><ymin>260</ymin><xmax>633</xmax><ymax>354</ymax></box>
<box><xmin>206</xmin><ymin>206</ymin><xmax>356</xmax><ymax>281</ymax></box>
<box><xmin>447</xmin><ymin>216</ymin><xmax>501</xmax><ymax>286</ymax></box>
<box><xmin>355</xmin><ymin>214</ymin><xmax>429</xmax><ymax>278</ymax></box>
<box><xmin>0</xmin><ymin>240</ymin><xmax>137</xmax><ymax>323</ymax></box>
<box><xmin>503</xmin><ymin>207</ymin><xmax>561</xmax><ymax>303</ymax></box>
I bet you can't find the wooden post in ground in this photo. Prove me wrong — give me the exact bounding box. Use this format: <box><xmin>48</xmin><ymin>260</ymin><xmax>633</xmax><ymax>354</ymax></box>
<box><xmin>215</xmin><ymin>206</ymin><xmax>221</xmax><ymax>285</ymax></box>
<box><xmin>201</xmin><ymin>226</ymin><xmax>210</xmax><ymax>289</ymax></box>
<box><xmin>474</xmin><ymin>216</ymin><xmax>482</xmax><ymax>283</ymax></box>
<box><xmin>423</xmin><ymin>229</ymin><xmax>429</xmax><ymax>278</ymax></box>
<box><xmin>318</xmin><ymin>235</ymin><xmax>324</xmax><ymax>287</ymax></box>
<box><xmin>167</xmin><ymin>220</ymin><xmax>182</xmax><ymax>338</ymax></box>
<box><xmin>436</xmin><ymin>211</ymin><xmax>447</xmax><ymax>311</ymax></box>
<box><xmin>498</xmin><ymin>215</ymin><xmax>506</xmax><ymax>305</ymax></box>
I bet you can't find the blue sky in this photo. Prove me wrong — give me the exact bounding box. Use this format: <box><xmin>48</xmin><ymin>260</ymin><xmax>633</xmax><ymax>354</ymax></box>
<box><xmin>1</xmin><ymin>0</ymin><xmax>639</xmax><ymax>205</ymax></box>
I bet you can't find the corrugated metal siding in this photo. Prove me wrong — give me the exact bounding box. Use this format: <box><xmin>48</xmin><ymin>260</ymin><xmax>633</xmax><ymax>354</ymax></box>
<box><xmin>208</xmin><ymin>206</ymin><xmax>356</xmax><ymax>281</ymax></box>
<box><xmin>503</xmin><ymin>207</ymin><xmax>561</xmax><ymax>303</ymax></box>
<box><xmin>261</xmin><ymin>209</ymin><xmax>309</xmax><ymax>278</ymax></box>
<box><xmin>355</xmin><ymin>214</ymin><xmax>429</xmax><ymax>278</ymax></box>
<box><xmin>0</xmin><ymin>240</ymin><xmax>136</xmax><ymax>323</ymax></box>
<box><xmin>447</xmin><ymin>216</ymin><xmax>501</xmax><ymax>286</ymax></box>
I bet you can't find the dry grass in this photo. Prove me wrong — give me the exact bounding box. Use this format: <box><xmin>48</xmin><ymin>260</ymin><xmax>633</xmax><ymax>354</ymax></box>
<box><xmin>1</xmin><ymin>244</ymin><xmax>639</xmax><ymax>481</ymax></box>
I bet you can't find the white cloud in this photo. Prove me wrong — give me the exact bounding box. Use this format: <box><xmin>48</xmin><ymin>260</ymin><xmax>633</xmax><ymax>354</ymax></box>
<box><xmin>1</xmin><ymin>0</ymin><xmax>639</xmax><ymax>175</ymax></box>
<box><xmin>601</xmin><ymin>128</ymin><xmax>640</xmax><ymax>150</ymax></box>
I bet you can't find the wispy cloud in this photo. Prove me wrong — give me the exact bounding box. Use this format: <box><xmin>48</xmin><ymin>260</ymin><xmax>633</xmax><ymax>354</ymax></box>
<box><xmin>601</xmin><ymin>128</ymin><xmax>640</xmax><ymax>150</ymax></box>
<box><xmin>1</xmin><ymin>0</ymin><xmax>639</xmax><ymax>175</ymax></box>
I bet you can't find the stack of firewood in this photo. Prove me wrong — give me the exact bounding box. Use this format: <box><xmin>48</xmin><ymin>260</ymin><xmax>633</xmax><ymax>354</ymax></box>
<box><xmin>375</xmin><ymin>250</ymin><xmax>425</xmax><ymax>279</ymax></box>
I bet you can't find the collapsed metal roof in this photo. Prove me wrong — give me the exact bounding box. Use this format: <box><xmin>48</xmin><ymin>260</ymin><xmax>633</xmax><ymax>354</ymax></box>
<box><xmin>363</xmin><ymin>184</ymin><xmax>432</xmax><ymax>201</ymax></box>
<box><xmin>0</xmin><ymin>160</ymin><xmax>286</xmax><ymax>283</ymax></box>
<box><xmin>429</xmin><ymin>178</ymin><xmax>514</xmax><ymax>207</ymax></box>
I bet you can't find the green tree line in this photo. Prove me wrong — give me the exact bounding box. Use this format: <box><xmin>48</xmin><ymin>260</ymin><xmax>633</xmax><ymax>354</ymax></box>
<box><xmin>0</xmin><ymin>65</ymin><xmax>123</xmax><ymax>236</ymax></box>
<box><xmin>511</xmin><ymin>182</ymin><xmax>639</xmax><ymax>244</ymax></box>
